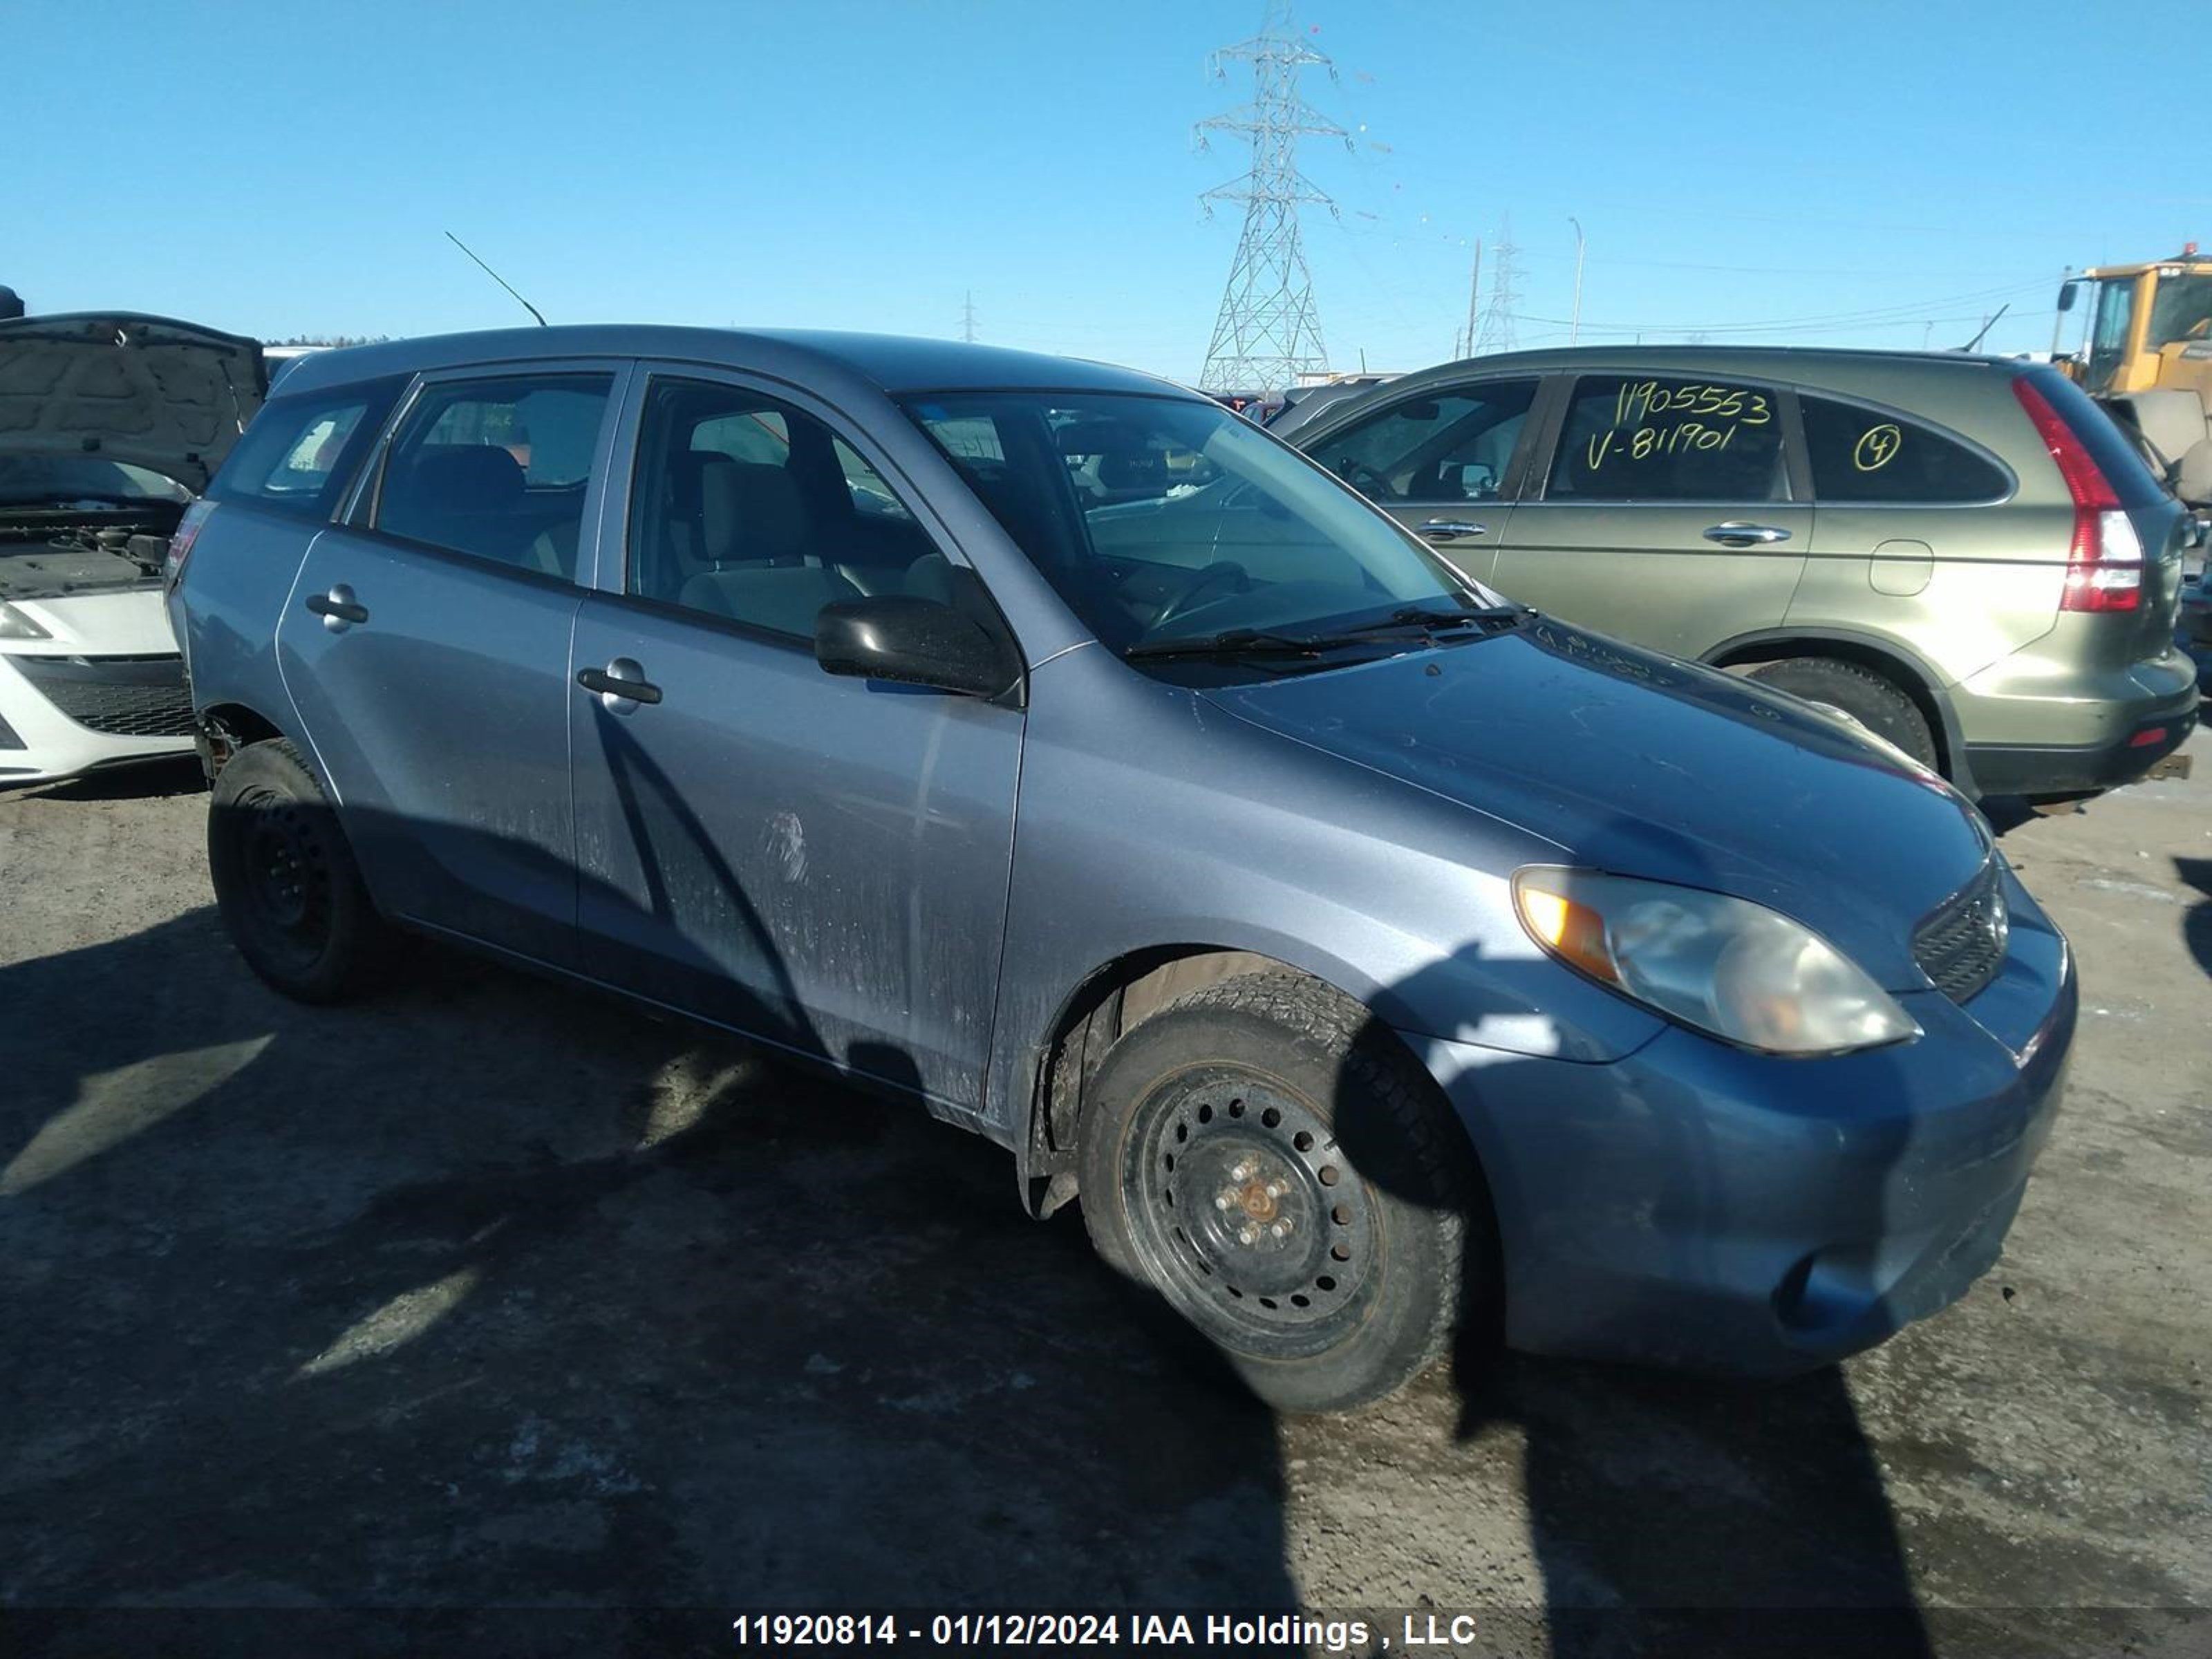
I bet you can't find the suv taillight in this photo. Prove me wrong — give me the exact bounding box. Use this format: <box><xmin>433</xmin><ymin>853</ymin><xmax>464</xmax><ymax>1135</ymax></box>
<box><xmin>2012</xmin><ymin>377</ymin><xmax>2142</xmax><ymax>612</ymax></box>
<box><xmin>165</xmin><ymin>498</ymin><xmax>216</xmax><ymax>592</ymax></box>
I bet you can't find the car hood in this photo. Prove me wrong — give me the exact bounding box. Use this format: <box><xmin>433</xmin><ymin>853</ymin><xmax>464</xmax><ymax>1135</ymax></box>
<box><xmin>1200</xmin><ymin>616</ymin><xmax>1994</xmax><ymax>991</ymax></box>
<box><xmin>0</xmin><ymin>313</ymin><xmax>266</xmax><ymax>493</ymax></box>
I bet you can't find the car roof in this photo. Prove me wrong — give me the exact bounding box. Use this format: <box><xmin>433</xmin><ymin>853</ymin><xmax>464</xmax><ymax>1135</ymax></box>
<box><xmin>269</xmin><ymin>324</ymin><xmax>1190</xmax><ymax>404</ymax></box>
<box><xmin>1376</xmin><ymin>344</ymin><xmax>2025</xmax><ymax>380</ymax></box>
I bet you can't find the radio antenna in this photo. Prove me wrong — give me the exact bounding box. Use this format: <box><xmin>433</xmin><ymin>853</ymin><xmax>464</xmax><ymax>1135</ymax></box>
<box><xmin>444</xmin><ymin>231</ymin><xmax>547</xmax><ymax>327</ymax></box>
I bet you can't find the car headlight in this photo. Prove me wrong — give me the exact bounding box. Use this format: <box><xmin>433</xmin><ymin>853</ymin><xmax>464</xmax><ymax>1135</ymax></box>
<box><xmin>1512</xmin><ymin>867</ymin><xmax>1920</xmax><ymax>1056</ymax></box>
<box><xmin>0</xmin><ymin>601</ymin><xmax>50</xmax><ymax>641</ymax></box>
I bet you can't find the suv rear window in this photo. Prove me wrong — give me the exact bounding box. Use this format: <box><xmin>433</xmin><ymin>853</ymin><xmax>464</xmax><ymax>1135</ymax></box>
<box><xmin>207</xmin><ymin>375</ymin><xmax>407</xmax><ymax>517</ymax></box>
<box><xmin>2020</xmin><ymin>367</ymin><xmax>2166</xmax><ymax>508</ymax></box>
<box><xmin>1546</xmin><ymin>375</ymin><xmax>1788</xmax><ymax>503</ymax></box>
<box><xmin>1801</xmin><ymin>396</ymin><xmax>2009</xmax><ymax>503</ymax></box>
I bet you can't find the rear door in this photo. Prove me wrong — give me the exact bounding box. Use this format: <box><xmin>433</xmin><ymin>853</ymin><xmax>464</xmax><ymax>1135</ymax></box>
<box><xmin>276</xmin><ymin>363</ymin><xmax>627</xmax><ymax>967</ymax></box>
<box><xmin>1297</xmin><ymin>376</ymin><xmax>1544</xmax><ymax>586</ymax></box>
<box><xmin>1489</xmin><ymin>372</ymin><xmax>1808</xmax><ymax>659</ymax></box>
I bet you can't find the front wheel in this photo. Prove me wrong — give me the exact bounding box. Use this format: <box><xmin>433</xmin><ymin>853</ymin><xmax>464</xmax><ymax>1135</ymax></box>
<box><xmin>207</xmin><ymin>738</ymin><xmax>397</xmax><ymax>1003</ymax></box>
<box><xmin>1077</xmin><ymin>971</ymin><xmax>1488</xmax><ymax>1414</ymax></box>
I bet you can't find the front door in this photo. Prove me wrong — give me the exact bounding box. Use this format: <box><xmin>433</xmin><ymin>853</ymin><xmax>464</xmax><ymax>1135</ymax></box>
<box><xmin>1490</xmin><ymin>372</ymin><xmax>1808</xmax><ymax>661</ymax></box>
<box><xmin>567</xmin><ymin>369</ymin><xmax>1023</xmax><ymax>1109</ymax></box>
<box><xmin>1298</xmin><ymin>377</ymin><xmax>1544</xmax><ymax>588</ymax></box>
<box><xmin>276</xmin><ymin>365</ymin><xmax>625</xmax><ymax>967</ymax></box>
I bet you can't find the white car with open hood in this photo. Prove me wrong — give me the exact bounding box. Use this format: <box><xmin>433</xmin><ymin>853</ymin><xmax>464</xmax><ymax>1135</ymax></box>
<box><xmin>0</xmin><ymin>313</ymin><xmax>265</xmax><ymax>787</ymax></box>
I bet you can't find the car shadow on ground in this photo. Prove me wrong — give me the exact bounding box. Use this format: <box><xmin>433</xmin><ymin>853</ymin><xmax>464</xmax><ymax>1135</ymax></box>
<box><xmin>8</xmin><ymin>754</ymin><xmax>207</xmax><ymax>803</ymax></box>
<box><xmin>2175</xmin><ymin>857</ymin><xmax>2212</xmax><ymax>981</ymax></box>
<box><xmin>0</xmin><ymin>909</ymin><xmax>1304</xmax><ymax>1655</ymax></box>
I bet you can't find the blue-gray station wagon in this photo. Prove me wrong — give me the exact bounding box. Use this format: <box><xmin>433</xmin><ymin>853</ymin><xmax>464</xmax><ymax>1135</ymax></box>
<box><xmin>165</xmin><ymin>327</ymin><xmax>2074</xmax><ymax>1412</ymax></box>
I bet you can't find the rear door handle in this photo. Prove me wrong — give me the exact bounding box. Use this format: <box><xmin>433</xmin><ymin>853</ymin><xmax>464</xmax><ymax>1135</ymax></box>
<box><xmin>1703</xmin><ymin>522</ymin><xmax>1792</xmax><ymax>547</ymax></box>
<box><xmin>1420</xmin><ymin>519</ymin><xmax>1488</xmax><ymax>541</ymax></box>
<box><xmin>304</xmin><ymin>585</ymin><xmax>369</xmax><ymax>628</ymax></box>
<box><xmin>577</xmin><ymin>661</ymin><xmax>663</xmax><ymax>706</ymax></box>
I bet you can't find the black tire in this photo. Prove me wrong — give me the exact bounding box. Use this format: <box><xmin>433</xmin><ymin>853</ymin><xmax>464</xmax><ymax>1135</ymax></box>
<box><xmin>1747</xmin><ymin>657</ymin><xmax>1939</xmax><ymax>771</ymax></box>
<box><xmin>1076</xmin><ymin>970</ymin><xmax>1488</xmax><ymax>1415</ymax></box>
<box><xmin>207</xmin><ymin>738</ymin><xmax>397</xmax><ymax>1003</ymax></box>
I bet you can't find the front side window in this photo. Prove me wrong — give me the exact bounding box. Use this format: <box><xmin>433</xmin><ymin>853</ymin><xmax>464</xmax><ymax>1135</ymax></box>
<box><xmin>628</xmin><ymin>378</ymin><xmax>939</xmax><ymax>638</ymax></box>
<box><xmin>2148</xmin><ymin>273</ymin><xmax>2212</xmax><ymax>349</ymax></box>
<box><xmin>1545</xmin><ymin>375</ymin><xmax>1787</xmax><ymax>503</ymax></box>
<box><xmin>374</xmin><ymin>373</ymin><xmax>613</xmax><ymax>579</ymax></box>
<box><xmin>1800</xmin><ymin>396</ymin><xmax>2009</xmax><ymax>504</ymax></box>
<box><xmin>1310</xmin><ymin>379</ymin><xmax>1538</xmax><ymax>503</ymax></box>
<box><xmin>207</xmin><ymin>376</ymin><xmax>407</xmax><ymax>518</ymax></box>
<box><xmin>903</xmin><ymin>391</ymin><xmax>1485</xmax><ymax>657</ymax></box>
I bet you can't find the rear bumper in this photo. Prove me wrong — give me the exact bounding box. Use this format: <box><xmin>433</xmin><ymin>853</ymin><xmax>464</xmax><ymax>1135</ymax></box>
<box><xmin>0</xmin><ymin>649</ymin><xmax>196</xmax><ymax>787</ymax></box>
<box><xmin>1404</xmin><ymin>865</ymin><xmax>2074</xmax><ymax>1376</ymax></box>
<box><xmin>1965</xmin><ymin>684</ymin><xmax>2200</xmax><ymax>796</ymax></box>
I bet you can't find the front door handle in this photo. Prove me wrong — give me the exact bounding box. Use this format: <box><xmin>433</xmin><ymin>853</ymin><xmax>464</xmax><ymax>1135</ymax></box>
<box><xmin>1420</xmin><ymin>519</ymin><xmax>1488</xmax><ymax>541</ymax></box>
<box><xmin>1703</xmin><ymin>522</ymin><xmax>1792</xmax><ymax>547</ymax></box>
<box><xmin>577</xmin><ymin>661</ymin><xmax>663</xmax><ymax>706</ymax></box>
<box><xmin>305</xmin><ymin>585</ymin><xmax>368</xmax><ymax>628</ymax></box>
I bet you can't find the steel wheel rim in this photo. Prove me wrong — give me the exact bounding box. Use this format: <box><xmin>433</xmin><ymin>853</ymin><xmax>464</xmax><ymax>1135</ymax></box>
<box><xmin>237</xmin><ymin>789</ymin><xmax>334</xmax><ymax>966</ymax></box>
<box><xmin>1121</xmin><ymin>1064</ymin><xmax>1380</xmax><ymax>1359</ymax></box>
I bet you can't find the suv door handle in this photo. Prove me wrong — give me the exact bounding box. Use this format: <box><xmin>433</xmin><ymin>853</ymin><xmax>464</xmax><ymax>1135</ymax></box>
<box><xmin>577</xmin><ymin>662</ymin><xmax>663</xmax><ymax>706</ymax></box>
<box><xmin>1703</xmin><ymin>522</ymin><xmax>1792</xmax><ymax>547</ymax></box>
<box><xmin>305</xmin><ymin>585</ymin><xmax>369</xmax><ymax>628</ymax></box>
<box><xmin>1420</xmin><ymin>519</ymin><xmax>1488</xmax><ymax>541</ymax></box>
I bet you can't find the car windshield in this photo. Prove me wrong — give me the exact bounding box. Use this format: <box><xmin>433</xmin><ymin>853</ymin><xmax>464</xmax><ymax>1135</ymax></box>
<box><xmin>901</xmin><ymin>391</ymin><xmax>1492</xmax><ymax>659</ymax></box>
<box><xmin>0</xmin><ymin>453</ymin><xmax>191</xmax><ymax>509</ymax></box>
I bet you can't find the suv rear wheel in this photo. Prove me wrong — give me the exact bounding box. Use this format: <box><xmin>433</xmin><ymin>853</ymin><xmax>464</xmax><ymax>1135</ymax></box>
<box><xmin>207</xmin><ymin>738</ymin><xmax>397</xmax><ymax>1003</ymax></box>
<box><xmin>1077</xmin><ymin>970</ymin><xmax>1488</xmax><ymax>1414</ymax></box>
<box><xmin>1747</xmin><ymin>657</ymin><xmax>1938</xmax><ymax>771</ymax></box>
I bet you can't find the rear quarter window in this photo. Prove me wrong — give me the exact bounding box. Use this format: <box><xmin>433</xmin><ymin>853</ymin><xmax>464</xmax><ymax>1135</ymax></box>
<box><xmin>207</xmin><ymin>375</ymin><xmax>408</xmax><ymax>518</ymax></box>
<box><xmin>1801</xmin><ymin>395</ymin><xmax>2010</xmax><ymax>503</ymax></box>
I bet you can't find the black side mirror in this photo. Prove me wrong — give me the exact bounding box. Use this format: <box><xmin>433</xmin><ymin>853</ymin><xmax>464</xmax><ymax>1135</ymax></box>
<box><xmin>814</xmin><ymin>595</ymin><xmax>1020</xmax><ymax>700</ymax></box>
<box><xmin>2058</xmin><ymin>281</ymin><xmax>2079</xmax><ymax>315</ymax></box>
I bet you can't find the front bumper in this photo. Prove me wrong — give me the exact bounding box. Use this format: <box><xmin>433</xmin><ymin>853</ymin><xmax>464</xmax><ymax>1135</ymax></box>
<box><xmin>0</xmin><ymin>649</ymin><xmax>196</xmax><ymax>787</ymax></box>
<box><xmin>1405</xmin><ymin>863</ymin><xmax>2074</xmax><ymax>1376</ymax></box>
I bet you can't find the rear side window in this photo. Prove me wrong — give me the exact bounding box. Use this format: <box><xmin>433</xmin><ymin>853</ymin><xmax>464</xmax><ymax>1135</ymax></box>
<box><xmin>1311</xmin><ymin>379</ymin><xmax>1539</xmax><ymax>502</ymax></box>
<box><xmin>1546</xmin><ymin>375</ymin><xmax>1787</xmax><ymax>503</ymax></box>
<box><xmin>373</xmin><ymin>373</ymin><xmax>615</xmax><ymax>580</ymax></box>
<box><xmin>2018</xmin><ymin>367</ymin><xmax>2166</xmax><ymax>509</ymax></box>
<box><xmin>206</xmin><ymin>375</ymin><xmax>406</xmax><ymax>517</ymax></box>
<box><xmin>1801</xmin><ymin>396</ymin><xmax>2009</xmax><ymax>503</ymax></box>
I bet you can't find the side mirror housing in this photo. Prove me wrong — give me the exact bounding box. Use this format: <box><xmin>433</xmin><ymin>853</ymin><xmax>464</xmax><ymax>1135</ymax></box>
<box><xmin>2058</xmin><ymin>280</ymin><xmax>2079</xmax><ymax>315</ymax></box>
<box><xmin>814</xmin><ymin>594</ymin><xmax>1020</xmax><ymax>700</ymax></box>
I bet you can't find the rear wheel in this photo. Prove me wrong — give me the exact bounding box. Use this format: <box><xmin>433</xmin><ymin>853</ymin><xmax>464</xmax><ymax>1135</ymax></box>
<box><xmin>207</xmin><ymin>738</ymin><xmax>396</xmax><ymax>1003</ymax></box>
<box><xmin>1747</xmin><ymin>656</ymin><xmax>1939</xmax><ymax>771</ymax></box>
<box><xmin>1077</xmin><ymin>970</ymin><xmax>1487</xmax><ymax>1414</ymax></box>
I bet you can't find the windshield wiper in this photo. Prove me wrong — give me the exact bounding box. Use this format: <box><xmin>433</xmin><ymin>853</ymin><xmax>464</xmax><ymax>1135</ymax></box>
<box><xmin>1124</xmin><ymin>628</ymin><xmax>1338</xmax><ymax>662</ymax></box>
<box><xmin>1376</xmin><ymin>603</ymin><xmax>1533</xmax><ymax>633</ymax></box>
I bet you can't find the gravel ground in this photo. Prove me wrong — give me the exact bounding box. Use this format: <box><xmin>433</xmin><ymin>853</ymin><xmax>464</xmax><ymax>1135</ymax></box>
<box><xmin>0</xmin><ymin>737</ymin><xmax>2206</xmax><ymax>1658</ymax></box>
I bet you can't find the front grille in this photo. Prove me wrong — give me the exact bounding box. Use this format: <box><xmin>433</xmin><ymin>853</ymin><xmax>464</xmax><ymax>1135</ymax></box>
<box><xmin>1912</xmin><ymin>861</ymin><xmax>2009</xmax><ymax>1004</ymax></box>
<box><xmin>12</xmin><ymin>654</ymin><xmax>195</xmax><ymax>739</ymax></box>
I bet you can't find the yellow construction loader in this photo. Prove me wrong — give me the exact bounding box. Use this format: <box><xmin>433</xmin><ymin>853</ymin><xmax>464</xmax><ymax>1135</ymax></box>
<box><xmin>2060</xmin><ymin>247</ymin><xmax>2212</xmax><ymax>503</ymax></box>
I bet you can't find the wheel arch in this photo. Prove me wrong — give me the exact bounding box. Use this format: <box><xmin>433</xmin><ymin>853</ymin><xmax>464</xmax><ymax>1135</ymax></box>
<box><xmin>196</xmin><ymin>700</ymin><xmax>290</xmax><ymax>778</ymax></box>
<box><xmin>1011</xmin><ymin>944</ymin><xmax>1478</xmax><ymax>1221</ymax></box>
<box><xmin>1703</xmin><ymin>626</ymin><xmax>1969</xmax><ymax>788</ymax></box>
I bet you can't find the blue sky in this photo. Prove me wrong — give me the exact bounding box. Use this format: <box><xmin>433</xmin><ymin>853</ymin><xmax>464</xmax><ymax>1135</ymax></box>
<box><xmin>12</xmin><ymin>0</ymin><xmax>2205</xmax><ymax>379</ymax></box>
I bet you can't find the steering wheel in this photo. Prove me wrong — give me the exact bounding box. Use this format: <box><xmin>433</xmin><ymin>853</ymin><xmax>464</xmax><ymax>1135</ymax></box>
<box><xmin>1335</xmin><ymin>459</ymin><xmax>1394</xmax><ymax>499</ymax></box>
<box><xmin>1152</xmin><ymin>560</ymin><xmax>1249</xmax><ymax>631</ymax></box>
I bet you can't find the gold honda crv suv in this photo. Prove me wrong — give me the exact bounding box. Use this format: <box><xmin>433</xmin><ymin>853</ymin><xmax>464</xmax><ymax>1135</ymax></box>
<box><xmin>1286</xmin><ymin>347</ymin><xmax>2200</xmax><ymax>798</ymax></box>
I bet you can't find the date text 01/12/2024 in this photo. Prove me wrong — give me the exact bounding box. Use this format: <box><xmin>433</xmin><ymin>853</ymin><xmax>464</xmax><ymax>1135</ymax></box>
<box><xmin>730</xmin><ymin>1611</ymin><xmax>1506</xmax><ymax>1651</ymax></box>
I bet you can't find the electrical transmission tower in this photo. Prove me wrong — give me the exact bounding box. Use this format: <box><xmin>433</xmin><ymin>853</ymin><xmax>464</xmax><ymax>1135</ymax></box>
<box><xmin>1473</xmin><ymin>218</ymin><xmax>1519</xmax><ymax>353</ymax></box>
<box><xmin>961</xmin><ymin>291</ymin><xmax>977</xmax><ymax>344</ymax></box>
<box><xmin>1195</xmin><ymin>1</ymin><xmax>1349</xmax><ymax>395</ymax></box>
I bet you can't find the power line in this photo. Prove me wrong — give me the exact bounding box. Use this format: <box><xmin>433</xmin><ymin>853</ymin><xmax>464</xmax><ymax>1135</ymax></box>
<box><xmin>1195</xmin><ymin>0</ymin><xmax>1349</xmax><ymax>394</ymax></box>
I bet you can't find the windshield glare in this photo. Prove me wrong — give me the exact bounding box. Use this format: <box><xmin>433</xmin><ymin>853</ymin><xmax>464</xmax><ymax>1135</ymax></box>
<box><xmin>902</xmin><ymin>391</ymin><xmax>1485</xmax><ymax>656</ymax></box>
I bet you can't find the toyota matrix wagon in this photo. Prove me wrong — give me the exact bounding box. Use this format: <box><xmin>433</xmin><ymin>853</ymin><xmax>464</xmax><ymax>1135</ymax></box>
<box><xmin>167</xmin><ymin>328</ymin><xmax>2075</xmax><ymax>1411</ymax></box>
